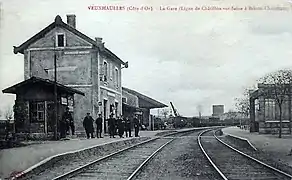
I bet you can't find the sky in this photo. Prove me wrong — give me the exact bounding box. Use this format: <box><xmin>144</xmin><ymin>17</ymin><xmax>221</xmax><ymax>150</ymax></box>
<box><xmin>0</xmin><ymin>0</ymin><xmax>292</xmax><ymax>117</ymax></box>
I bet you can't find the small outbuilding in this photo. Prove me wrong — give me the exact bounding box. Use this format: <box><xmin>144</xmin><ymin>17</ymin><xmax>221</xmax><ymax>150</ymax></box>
<box><xmin>2</xmin><ymin>76</ymin><xmax>85</xmax><ymax>139</ymax></box>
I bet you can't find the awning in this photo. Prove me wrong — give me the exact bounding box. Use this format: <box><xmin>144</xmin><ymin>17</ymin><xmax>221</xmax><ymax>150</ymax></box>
<box><xmin>122</xmin><ymin>102</ymin><xmax>142</xmax><ymax>111</ymax></box>
<box><xmin>122</xmin><ymin>87</ymin><xmax>167</xmax><ymax>109</ymax></box>
<box><xmin>2</xmin><ymin>76</ymin><xmax>85</xmax><ymax>96</ymax></box>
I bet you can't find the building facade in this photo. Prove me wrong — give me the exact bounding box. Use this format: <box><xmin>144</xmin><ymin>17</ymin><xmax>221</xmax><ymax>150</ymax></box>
<box><xmin>13</xmin><ymin>15</ymin><xmax>127</xmax><ymax>134</ymax></box>
<box><xmin>122</xmin><ymin>87</ymin><xmax>167</xmax><ymax>130</ymax></box>
<box><xmin>250</xmin><ymin>84</ymin><xmax>292</xmax><ymax>134</ymax></box>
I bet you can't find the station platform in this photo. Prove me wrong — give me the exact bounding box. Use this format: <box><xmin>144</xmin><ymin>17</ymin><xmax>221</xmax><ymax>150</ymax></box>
<box><xmin>0</xmin><ymin>128</ymin><xmax>194</xmax><ymax>179</ymax></box>
<box><xmin>222</xmin><ymin>126</ymin><xmax>292</xmax><ymax>168</ymax></box>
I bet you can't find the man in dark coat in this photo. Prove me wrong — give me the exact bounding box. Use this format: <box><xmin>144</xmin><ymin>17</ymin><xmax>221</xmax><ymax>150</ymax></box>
<box><xmin>63</xmin><ymin>107</ymin><xmax>74</xmax><ymax>136</ymax></box>
<box><xmin>108</xmin><ymin>114</ymin><xmax>115</xmax><ymax>138</ymax></box>
<box><xmin>125</xmin><ymin>117</ymin><xmax>132</xmax><ymax>137</ymax></box>
<box><xmin>83</xmin><ymin>113</ymin><xmax>95</xmax><ymax>139</ymax></box>
<box><xmin>60</xmin><ymin>110</ymin><xmax>69</xmax><ymax>139</ymax></box>
<box><xmin>133</xmin><ymin>115</ymin><xmax>140</xmax><ymax>137</ymax></box>
<box><xmin>95</xmin><ymin>113</ymin><xmax>103</xmax><ymax>138</ymax></box>
<box><xmin>117</xmin><ymin>115</ymin><xmax>125</xmax><ymax>138</ymax></box>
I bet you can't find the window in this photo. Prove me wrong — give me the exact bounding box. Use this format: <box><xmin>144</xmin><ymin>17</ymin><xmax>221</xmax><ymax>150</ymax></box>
<box><xmin>264</xmin><ymin>98</ymin><xmax>289</xmax><ymax>121</ymax></box>
<box><xmin>103</xmin><ymin>61</ymin><xmax>108</xmax><ymax>82</ymax></box>
<box><xmin>30</xmin><ymin>102</ymin><xmax>45</xmax><ymax>122</ymax></box>
<box><xmin>115</xmin><ymin>68</ymin><xmax>119</xmax><ymax>87</ymax></box>
<box><xmin>57</xmin><ymin>34</ymin><xmax>65</xmax><ymax>47</ymax></box>
<box><xmin>109</xmin><ymin>63</ymin><xmax>113</xmax><ymax>80</ymax></box>
<box><xmin>265</xmin><ymin>99</ymin><xmax>275</xmax><ymax>121</ymax></box>
<box><xmin>275</xmin><ymin>99</ymin><xmax>289</xmax><ymax>120</ymax></box>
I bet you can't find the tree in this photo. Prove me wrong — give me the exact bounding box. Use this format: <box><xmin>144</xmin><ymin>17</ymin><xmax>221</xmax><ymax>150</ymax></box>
<box><xmin>226</xmin><ymin>109</ymin><xmax>238</xmax><ymax>120</ymax></box>
<box><xmin>258</xmin><ymin>69</ymin><xmax>292</xmax><ymax>138</ymax></box>
<box><xmin>4</xmin><ymin>106</ymin><xmax>13</xmax><ymax>120</ymax></box>
<box><xmin>234</xmin><ymin>90</ymin><xmax>251</xmax><ymax>118</ymax></box>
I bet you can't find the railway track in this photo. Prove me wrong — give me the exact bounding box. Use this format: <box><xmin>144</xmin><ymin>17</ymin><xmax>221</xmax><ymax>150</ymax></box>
<box><xmin>198</xmin><ymin>129</ymin><xmax>292</xmax><ymax>180</ymax></box>
<box><xmin>49</xmin><ymin>128</ymin><xmax>211</xmax><ymax>180</ymax></box>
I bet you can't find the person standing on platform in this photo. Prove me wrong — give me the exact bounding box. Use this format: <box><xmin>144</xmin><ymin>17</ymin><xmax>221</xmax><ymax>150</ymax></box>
<box><xmin>60</xmin><ymin>110</ymin><xmax>69</xmax><ymax>139</ymax></box>
<box><xmin>63</xmin><ymin>107</ymin><xmax>74</xmax><ymax>136</ymax></box>
<box><xmin>125</xmin><ymin>117</ymin><xmax>132</xmax><ymax>137</ymax></box>
<box><xmin>95</xmin><ymin>113</ymin><xmax>103</xmax><ymax>138</ymax></box>
<box><xmin>118</xmin><ymin>115</ymin><xmax>125</xmax><ymax>138</ymax></box>
<box><xmin>108</xmin><ymin>114</ymin><xmax>115</xmax><ymax>138</ymax></box>
<box><xmin>133</xmin><ymin>115</ymin><xmax>140</xmax><ymax>137</ymax></box>
<box><xmin>83</xmin><ymin>112</ymin><xmax>95</xmax><ymax>139</ymax></box>
<box><xmin>114</xmin><ymin>116</ymin><xmax>118</xmax><ymax>136</ymax></box>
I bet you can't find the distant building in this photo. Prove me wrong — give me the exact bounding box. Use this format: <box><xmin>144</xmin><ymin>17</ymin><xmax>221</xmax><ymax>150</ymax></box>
<box><xmin>212</xmin><ymin>105</ymin><xmax>224</xmax><ymax>117</ymax></box>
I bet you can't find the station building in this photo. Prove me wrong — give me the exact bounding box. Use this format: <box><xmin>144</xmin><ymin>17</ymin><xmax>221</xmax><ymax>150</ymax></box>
<box><xmin>3</xmin><ymin>15</ymin><xmax>128</xmax><ymax>138</ymax></box>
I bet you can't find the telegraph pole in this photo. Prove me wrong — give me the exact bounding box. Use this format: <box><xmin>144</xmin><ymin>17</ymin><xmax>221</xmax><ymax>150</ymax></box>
<box><xmin>54</xmin><ymin>44</ymin><xmax>58</xmax><ymax>140</ymax></box>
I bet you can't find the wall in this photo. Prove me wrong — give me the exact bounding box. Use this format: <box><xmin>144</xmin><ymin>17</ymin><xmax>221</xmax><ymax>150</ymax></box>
<box><xmin>122</xmin><ymin>90</ymin><xmax>139</xmax><ymax>107</ymax></box>
<box><xmin>98</xmin><ymin>54</ymin><xmax>123</xmax><ymax>134</ymax></box>
<box><xmin>259</xmin><ymin>121</ymin><xmax>290</xmax><ymax>134</ymax></box>
<box><xmin>100</xmin><ymin>55</ymin><xmax>122</xmax><ymax>92</ymax></box>
<box><xmin>71</xmin><ymin>87</ymin><xmax>92</xmax><ymax>131</ymax></box>
<box><xmin>22</xmin><ymin>26</ymin><xmax>95</xmax><ymax>132</ymax></box>
<box><xmin>21</xmin><ymin>23</ymin><xmax>124</xmax><ymax>135</ymax></box>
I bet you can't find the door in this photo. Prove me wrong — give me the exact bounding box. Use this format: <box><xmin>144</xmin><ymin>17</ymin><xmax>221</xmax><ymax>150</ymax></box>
<box><xmin>115</xmin><ymin>102</ymin><xmax>118</xmax><ymax>117</ymax></box>
<box><xmin>46</xmin><ymin>102</ymin><xmax>55</xmax><ymax>133</ymax></box>
<box><xmin>103</xmin><ymin>99</ymin><xmax>108</xmax><ymax>133</ymax></box>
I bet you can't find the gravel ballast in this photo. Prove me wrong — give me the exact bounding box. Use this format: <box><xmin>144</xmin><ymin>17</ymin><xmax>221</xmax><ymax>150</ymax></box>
<box><xmin>135</xmin><ymin>131</ymin><xmax>222</xmax><ymax>180</ymax></box>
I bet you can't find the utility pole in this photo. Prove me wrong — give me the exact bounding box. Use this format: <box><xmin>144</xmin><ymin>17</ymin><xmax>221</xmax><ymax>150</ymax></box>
<box><xmin>54</xmin><ymin>44</ymin><xmax>58</xmax><ymax>140</ymax></box>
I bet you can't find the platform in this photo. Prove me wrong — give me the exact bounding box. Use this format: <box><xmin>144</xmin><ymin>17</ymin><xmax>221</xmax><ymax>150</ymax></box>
<box><xmin>222</xmin><ymin>126</ymin><xmax>292</xmax><ymax>168</ymax></box>
<box><xmin>0</xmin><ymin>128</ymin><xmax>197</xmax><ymax>179</ymax></box>
<box><xmin>0</xmin><ymin>127</ymin><xmax>212</xmax><ymax>179</ymax></box>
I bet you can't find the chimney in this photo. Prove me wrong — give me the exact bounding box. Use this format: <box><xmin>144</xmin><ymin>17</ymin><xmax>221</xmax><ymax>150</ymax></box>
<box><xmin>67</xmin><ymin>14</ymin><xmax>76</xmax><ymax>28</ymax></box>
<box><xmin>95</xmin><ymin>37</ymin><xmax>105</xmax><ymax>49</ymax></box>
<box><xmin>95</xmin><ymin>37</ymin><xmax>103</xmax><ymax>44</ymax></box>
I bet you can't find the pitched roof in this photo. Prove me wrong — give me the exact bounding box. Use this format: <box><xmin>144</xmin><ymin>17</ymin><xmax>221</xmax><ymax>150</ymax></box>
<box><xmin>13</xmin><ymin>15</ymin><xmax>126</xmax><ymax>65</ymax></box>
<box><xmin>122</xmin><ymin>87</ymin><xmax>167</xmax><ymax>109</ymax></box>
<box><xmin>2</xmin><ymin>76</ymin><xmax>85</xmax><ymax>96</ymax></box>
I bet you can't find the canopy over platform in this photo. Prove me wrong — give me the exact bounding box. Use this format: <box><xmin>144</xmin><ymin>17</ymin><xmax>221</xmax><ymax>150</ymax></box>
<box><xmin>122</xmin><ymin>102</ymin><xmax>143</xmax><ymax>111</ymax></box>
<box><xmin>2</xmin><ymin>76</ymin><xmax>85</xmax><ymax>96</ymax></box>
<box><xmin>122</xmin><ymin>87</ymin><xmax>167</xmax><ymax>109</ymax></box>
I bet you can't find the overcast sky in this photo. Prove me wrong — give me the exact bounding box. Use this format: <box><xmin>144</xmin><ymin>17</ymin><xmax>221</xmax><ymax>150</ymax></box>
<box><xmin>0</xmin><ymin>0</ymin><xmax>292</xmax><ymax>117</ymax></box>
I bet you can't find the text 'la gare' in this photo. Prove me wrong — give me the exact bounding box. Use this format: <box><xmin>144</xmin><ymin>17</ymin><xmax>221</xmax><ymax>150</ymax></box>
<box><xmin>159</xmin><ymin>6</ymin><xmax>199</xmax><ymax>11</ymax></box>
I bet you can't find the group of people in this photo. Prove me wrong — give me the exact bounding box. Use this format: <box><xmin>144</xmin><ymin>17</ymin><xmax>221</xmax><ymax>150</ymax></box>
<box><xmin>60</xmin><ymin>107</ymin><xmax>142</xmax><ymax>139</ymax></box>
<box><xmin>83</xmin><ymin>112</ymin><xmax>141</xmax><ymax>139</ymax></box>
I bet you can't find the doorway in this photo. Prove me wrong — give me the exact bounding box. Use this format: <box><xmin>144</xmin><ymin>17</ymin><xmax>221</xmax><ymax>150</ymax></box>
<box><xmin>115</xmin><ymin>102</ymin><xmax>118</xmax><ymax>117</ymax></box>
<box><xmin>103</xmin><ymin>99</ymin><xmax>108</xmax><ymax>133</ymax></box>
<box><xmin>46</xmin><ymin>102</ymin><xmax>55</xmax><ymax>133</ymax></box>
